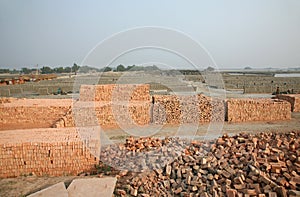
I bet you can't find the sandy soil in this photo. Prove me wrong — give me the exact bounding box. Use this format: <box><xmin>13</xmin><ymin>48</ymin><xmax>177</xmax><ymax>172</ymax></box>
<box><xmin>0</xmin><ymin>122</ymin><xmax>54</xmax><ymax>131</ymax></box>
<box><xmin>0</xmin><ymin>176</ymin><xmax>78</xmax><ymax>197</ymax></box>
<box><xmin>104</xmin><ymin>112</ymin><xmax>300</xmax><ymax>143</ymax></box>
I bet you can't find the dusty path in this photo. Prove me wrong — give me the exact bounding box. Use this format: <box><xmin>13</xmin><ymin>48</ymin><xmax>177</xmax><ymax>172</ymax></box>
<box><xmin>0</xmin><ymin>176</ymin><xmax>77</xmax><ymax>197</ymax></box>
<box><xmin>104</xmin><ymin>112</ymin><xmax>300</xmax><ymax>143</ymax></box>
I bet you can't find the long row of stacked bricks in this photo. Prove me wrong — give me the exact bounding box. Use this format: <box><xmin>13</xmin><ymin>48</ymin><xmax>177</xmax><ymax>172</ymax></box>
<box><xmin>0</xmin><ymin>84</ymin><xmax>299</xmax><ymax>178</ymax></box>
<box><xmin>53</xmin><ymin>85</ymin><xmax>294</xmax><ymax>127</ymax></box>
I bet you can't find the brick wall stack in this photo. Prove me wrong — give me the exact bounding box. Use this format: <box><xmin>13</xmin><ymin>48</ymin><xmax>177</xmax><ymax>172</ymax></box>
<box><xmin>53</xmin><ymin>101</ymin><xmax>150</xmax><ymax>128</ymax></box>
<box><xmin>276</xmin><ymin>94</ymin><xmax>300</xmax><ymax>112</ymax></box>
<box><xmin>53</xmin><ymin>84</ymin><xmax>151</xmax><ymax>128</ymax></box>
<box><xmin>79</xmin><ymin>84</ymin><xmax>150</xmax><ymax>102</ymax></box>
<box><xmin>152</xmin><ymin>94</ymin><xmax>225</xmax><ymax>124</ymax></box>
<box><xmin>0</xmin><ymin>99</ymin><xmax>72</xmax><ymax>130</ymax></box>
<box><xmin>0</xmin><ymin>128</ymin><xmax>99</xmax><ymax>178</ymax></box>
<box><xmin>0</xmin><ymin>97</ymin><xmax>17</xmax><ymax>104</ymax></box>
<box><xmin>227</xmin><ymin>98</ymin><xmax>291</xmax><ymax>123</ymax></box>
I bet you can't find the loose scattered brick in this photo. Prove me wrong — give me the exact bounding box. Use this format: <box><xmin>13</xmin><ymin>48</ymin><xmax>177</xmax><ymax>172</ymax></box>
<box><xmin>113</xmin><ymin>131</ymin><xmax>300</xmax><ymax>196</ymax></box>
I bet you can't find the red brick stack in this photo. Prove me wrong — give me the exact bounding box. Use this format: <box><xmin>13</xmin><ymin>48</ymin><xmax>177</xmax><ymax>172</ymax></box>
<box><xmin>276</xmin><ymin>94</ymin><xmax>300</xmax><ymax>112</ymax></box>
<box><xmin>227</xmin><ymin>98</ymin><xmax>291</xmax><ymax>123</ymax></box>
<box><xmin>152</xmin><ymin>94</ymin><xmax>225</xmax><ymax>124</ymax></box>
<box><xmin>79</xmin><ymin>84</ymin><xmax>150</xmax><ymax>102</ymax></box>
<box><xmin>0</xmin><ymin>99</ymin><xmax>72</xmax><ymax>130</ymax></box>
<box><xmin>53</xmin><ymin>102</ymin><xmax>150</xmax><ymax>128</ymax></box>
<box><xmin>54</xmin><ymin>84</ymin><xmax>151</xmax><ymax>128</ymax></box>
<box><xmin>0</xmin><ymin>128</ymin><xmax>98</xmax><ymax>178</ymax></box>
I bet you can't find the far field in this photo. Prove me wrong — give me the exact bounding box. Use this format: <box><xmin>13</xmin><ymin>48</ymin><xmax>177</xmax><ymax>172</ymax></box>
<box><xmin>0</xmin><ymin>70</ymin><xmax>300</xmax><ymax>98</ymax></box>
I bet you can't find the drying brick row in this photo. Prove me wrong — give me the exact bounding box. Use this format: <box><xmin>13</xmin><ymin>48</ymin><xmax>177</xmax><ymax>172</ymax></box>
<box><xmin>227</xmin><ymin>98</ymin><xmax>291</xmax><ymax>123</ymax></box>
<box><xmin>53</xmin><ymin>101</ymin><xmax>151</xmax><ymax>128</ymax></box>
<box><xmin>0</xmin><ymin>140</ymin><xmax>98</xmax><ymax>178</ymax></box>
<box><xmin>0</xmin><ymin>97</ymin><xmax>17</xmax><ymax>104</ymax></box>
<box><xmin>0</xmin><ymin>99</ymin><xmax>72</xmax><ymax>129</ymax></box>
<box><xmin>79</xmin><ymin>84</ymin><xmax>150</xmax><ymax>102</ymax></box>
<box><xmin>276</xmin><ymin>94</ymin><xmax>300</xmax><ymax>112</ymax></box>
<box><xmin>152</xmin><ymin>94</ymin><xmax>225</xmax><ymax>124</ymax></box>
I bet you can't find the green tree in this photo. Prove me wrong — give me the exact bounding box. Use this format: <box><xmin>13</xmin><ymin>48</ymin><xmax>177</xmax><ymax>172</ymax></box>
<box><xmin>126</xmin><ymin>65</ymin><xmax>135</xmax><ymax>71</ymax></box>
<box><xmin>21</xmin><ymin>67</ymin><xmax>31</xmax><ymax>74</ymax></box>
<box><xmin>0</xmin><ymin>69</ymin><xmax>10</xmax><ymax>74</ymax></box>
<box><xmin>205</xmin><ymin>66</ymin><xmax>215</xmax><ymax>72</ymax></box>
<box><xmin>116</xmin><ymin>64</ymin><xmax>126</xmax><ymax>72</ymax></box>
<box><xmin>41</xmin><ymin>66</ymin><xmax>53</xmax><ymax>74</ymax></box>
<box><xmin>64</xmin><ymin>67</ymin><xmax>71</xmax><ymax>73</ymax></box>
<box><xmin>54</xmin><ymin>67</ymin><xmax>64</xmax><ymax>73</ymax></box>
<box><xmin>10</xmin><ymin>69</ymin><xmax>19</xmax><ymax>74</ymax></box>
<box><xmin>103</xmin><ymin>67</ymin><xmax>112</xmax><ymax>72</ymax></box>
<box><xmin>72</xmin><ymin>63</ymin><xmax>80</xmax><ymax>75</ymax></box>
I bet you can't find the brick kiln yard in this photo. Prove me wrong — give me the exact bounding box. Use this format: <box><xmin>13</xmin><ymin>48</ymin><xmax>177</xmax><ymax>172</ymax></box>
<box><xmin>0</xmin><ymin>85</ymin><xmax>300</xmax><ymax>196</ymax></box>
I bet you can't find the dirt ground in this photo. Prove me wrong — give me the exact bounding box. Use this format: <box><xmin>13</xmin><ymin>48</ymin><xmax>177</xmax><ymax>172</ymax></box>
<box><xmin>0</xmin><ymin>176</ymin><xmax>78</xmax><ymax>197</ymax></box>
<box><xmin>0</xmin><ymin>122</ymin><xmax>53</xmax><ymax>131</ymax></box>
<box><xmin>104</xmin><ymin>112</ymin><xmax>300</xmax><ymax>142</ymax></box>
<box><xmin>0</xmin><ymin>113</ymin><xmax>299</xmax><ymax>196</ymax></box>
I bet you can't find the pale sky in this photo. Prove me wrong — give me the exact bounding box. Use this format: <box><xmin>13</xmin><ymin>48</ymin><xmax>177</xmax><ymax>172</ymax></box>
<box><xmin>0</xmin><ymin>0</ymin><xmax>299</xmax><ymax>69</ymax></box>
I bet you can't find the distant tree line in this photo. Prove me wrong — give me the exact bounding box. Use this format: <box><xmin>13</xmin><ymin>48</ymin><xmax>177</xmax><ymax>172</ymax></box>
<box><xmin>0</xmin><ymin>64</ymin><xmax>160</xmax><ymax>74</ymax></box>
<box><xmin>0</xmin><ymin>68</ymin><xmax>19</xmax><ymax>74</ymax></box>
<box><xmin>40</xmin><ymin>64</ymin><xmax>80</xmax><ymax>74</ymax></box>
<box><xmin>114</xmin><ymin>64</ymin><xmax>160</xmax><ymax>72</ymax></box>
<box><xmin>0</xmin><ymin>63</ymin><xmax>81</xmax><ymax>74</ymax></box>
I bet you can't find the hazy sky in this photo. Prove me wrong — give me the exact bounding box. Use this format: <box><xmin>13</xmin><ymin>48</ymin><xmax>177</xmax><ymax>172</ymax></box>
<box><xmin>0</xmin><ymin>0</ymin><xmax>299</xmax><ymax>69</ymax></box>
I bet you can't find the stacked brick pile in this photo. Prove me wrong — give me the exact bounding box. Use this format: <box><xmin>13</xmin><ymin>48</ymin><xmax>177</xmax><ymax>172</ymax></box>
<box><xmin>0</xmin><ymin>97</ymin><xmax>17</xmax><ymax>104</ymax></box>
<box><xmin>0</xmin><ymin>99</ymin><xmax>72</xmax><ymax>130</ymax></box>
<box><xmin>152</xmin><ymin>94</ymin><xmax>225</xmax><ymax>124</ymax></box>
<box><xmin>276</xmin><ymin>94</ymin><xmax>300</xmax><ymax>112</ymax></box>
<box><xmin>79</xmin><ymin>84</ymin><xmax>150</xmax><ymax>102</ymax></box>
<box><xmin>55</xmin><ymin>84</ymin><xmax>151</xmax><ymax>127</ymax></box>
<box><xmin>53</xmin><ymin>101</ymin><xmax>150</xmax><ymax>128</ymax></box>
<box><xmin>0</xmin><ymin>128</ymin><xmax>99</xmax><ymax>178</ymax></box>
<box><xmin>114</xmin><ymin>131</ymin><xmax>300</xmax><ymax>196</ymax></box>
<box><xmin>227</xmin><ymin>98</ymin><xmax>291</xmax><ymax>123</ymax></box>
<box><xmin>53</xmin><ymin>108</ymin><xmax>75</xmax><ymax>127</ymax></box>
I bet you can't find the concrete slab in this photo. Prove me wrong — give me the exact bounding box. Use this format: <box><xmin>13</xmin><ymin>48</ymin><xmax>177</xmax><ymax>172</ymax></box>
<box><xmin>67</xmin><ymin>177</ymin><xmax>117</xmax><ymax>197</ymax></box>
<box><xmin>27</xmin><ymin>182</ymin><xmax>68</xmax><ymax>197</ymax></box>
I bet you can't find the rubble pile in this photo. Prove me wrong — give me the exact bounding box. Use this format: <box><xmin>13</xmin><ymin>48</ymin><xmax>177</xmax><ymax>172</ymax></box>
<box><xmin>113</xmin><ymin>131</ymin><xmax>300</xmax><ymax>196</ymax></box>
<box><xmin>100</xmin><ymin>137</ymin><xmax>191</xmax><ymax>173</ymax></box>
